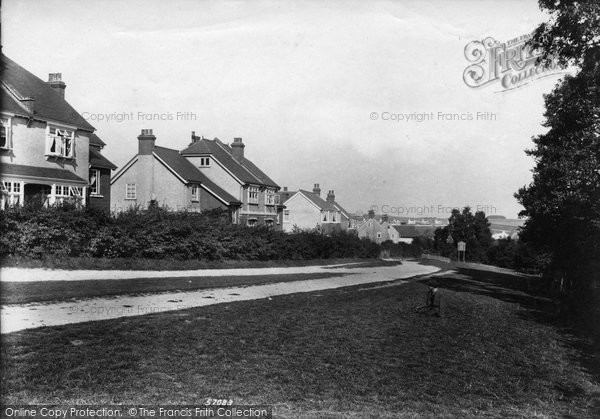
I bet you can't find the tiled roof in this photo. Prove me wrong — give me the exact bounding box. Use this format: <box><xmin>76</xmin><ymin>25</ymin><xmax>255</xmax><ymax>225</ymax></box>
<box><xmin>1</xmin><ymin>163</ymin><xmax>87</xmax><ymax>184</ymax></box>
<box><xmin>332</xmin><ymin>201</ymin><xmax>350</xmax><ymax>218</ymax></box>
<box><xmin>180</xmin><ymin>138</ymin><xmax>278</xmax><ymax>188</ymax></box>
<box><xmin>89</xmin><ymin>147</ymin><xmax>117</xmax><ymax>170</ymax></box>
<box><xmin>297</xmin><ymin>189</ymin><xmax>338</xmax><ymax>211</ymax></box>
<box><xmin>88</xmin><ymin>132</ymin><xmax>106</xmax><ymax>147</ymax></box>
<box><xmin>153</xmin><ymin>146</ymin><xmax>240</xmax><ymax>205</ymax></box>
<box><xmin>1</xmin><ymin>54</ymin><xmax>94</xmax><ymax>131</ymax></box>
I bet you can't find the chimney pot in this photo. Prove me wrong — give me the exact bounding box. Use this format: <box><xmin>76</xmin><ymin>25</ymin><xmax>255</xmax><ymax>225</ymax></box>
<box><xmin>312</xmin><ymin>183</ymin><xmax>321</xmax><ymax>196</ymax></box>
<box><xmin>47</xmin><ymin>73</ymin><xmax>66</xmax><ymax>99</ymax></box>
<box><xmin>138</xmin><ymin>128</ymin><xmax>157</xmax><ymax>155</ymax></box>
<box><xmin>231</xmin><ymin>137</ymin><xmax>245</xmax><ymax>160</ymax></box>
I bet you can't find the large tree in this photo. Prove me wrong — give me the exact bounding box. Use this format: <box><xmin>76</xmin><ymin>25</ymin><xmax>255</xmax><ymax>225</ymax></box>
<box><xmin>515</xmin><ymin>1</ymin><xmax>600</xmax><ymax>290</ymax></box>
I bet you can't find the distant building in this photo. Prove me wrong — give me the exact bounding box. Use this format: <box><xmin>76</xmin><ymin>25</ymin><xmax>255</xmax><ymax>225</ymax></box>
<box><xmin>357</xmin><ymin>212</ymin><xmax>389</xmax><ymax>244</ymax></box>
<box><xmin>282</xmin><ymin>184</ymin><xmax>351</xmax><ymax>233</ymax></box>
<box><xmin>0</xmin><ymin>53</ymin><xmax>115</xmax><ymax>209</ymax></box>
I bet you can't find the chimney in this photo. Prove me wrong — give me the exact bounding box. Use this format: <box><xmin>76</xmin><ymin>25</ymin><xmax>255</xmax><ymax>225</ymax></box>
<box><xmin>138</xmin><ymin>129</ymin><xmax>156</xmax><ymax>155</ymax></box>
<box><xmin>312</xmin><ymin>183</ymin><xmax>321</xmax><ymax>196</ymax></box>
<box><xmin>47</xmin><ymin>73</ymin><xmax>66</xmax><ymax>99</ymax></box>
<box><xmin>368</xmin><ymin>209</ymin><xmax>375</xmax><ymax>219</ymax></box>
<box><xmin>283</xmin><ymin>186</ymin><xmax>288</xmax><ymax>192</ymax></box>
<box><xmin>381</xmin><ymin>214</ymin><xmax>389</xmax><ymax>223</ymax></box>
<box><xmin>20</xmin><ymin>97</ymin><xmax>35</xmax><ymax>113</ymax></box>
<box><xmin>326</xmin><ymin>190</ymin><xmax>335</xmax><ymax>203</ymax></box>
<box><xmin>231</xmin><ymin>137</ymin><xmax>245</xmax><ymax>161</ymax></box>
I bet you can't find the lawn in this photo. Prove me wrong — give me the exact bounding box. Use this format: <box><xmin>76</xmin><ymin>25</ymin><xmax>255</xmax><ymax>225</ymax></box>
<box><xmin>2</xmin><ymin>263</ymin><xmax>599</xmax><ymax>417</ymax></box>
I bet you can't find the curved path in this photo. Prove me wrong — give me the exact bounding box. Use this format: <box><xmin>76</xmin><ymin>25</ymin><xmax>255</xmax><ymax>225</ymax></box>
<box><xmin>1</xmin><ymin>261</ymin><xmax>439</xmax><ymax>334</ymax></box>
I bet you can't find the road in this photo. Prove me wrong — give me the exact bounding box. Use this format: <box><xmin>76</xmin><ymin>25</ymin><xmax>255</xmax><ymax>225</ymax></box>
<box><xmin>1</xmin><ymin>261</ymin><xmax>440</xmax><ymax>334</ymax></box>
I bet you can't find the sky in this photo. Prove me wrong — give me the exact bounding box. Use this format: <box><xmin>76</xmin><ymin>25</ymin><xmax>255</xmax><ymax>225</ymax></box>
<box><xmin>1</xmin><ymin>0</ymin><xmax>567</xmax><ymax>218</ymax></box>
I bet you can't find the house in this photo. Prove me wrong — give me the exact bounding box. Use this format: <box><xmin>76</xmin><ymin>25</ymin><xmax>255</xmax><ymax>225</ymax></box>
<box><xmin>88</xmin><ymin>132</ymin><xmax>117</xmax><ymax>211</ymax></box>
<box><xmin>179</xmin><ymin>133</ymin><xmax>284</xmax><ymax>228</ymax></box>
<box><xmin>282</xmin><ymin>184</ymin><xmax>351</xmax><ymax>233</ymax></box>
<box><xmin>357</xmin><ymin>212</ymin><xmax>389</xmax><ymax>244</ymax></box>
<box><xmin>380</xmin><ymin>215</ymin><xmax>400</xmax><ymax>243</ymax></box>
<box><xmin>110</xmin><ymin>129</ymin><xmax>242</xmax><ymax>219</ymax></box>
<box><xmin>0</xmin><ymin>53</ymin><xmax>115</xmax><ymax>209</ymax></box>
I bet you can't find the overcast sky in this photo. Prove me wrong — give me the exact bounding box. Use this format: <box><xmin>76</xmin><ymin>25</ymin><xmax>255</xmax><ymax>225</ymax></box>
<box><xmin>2</xmin><ymin>0</ymin><xmax>566</xmax><ymax>218</ymax></box>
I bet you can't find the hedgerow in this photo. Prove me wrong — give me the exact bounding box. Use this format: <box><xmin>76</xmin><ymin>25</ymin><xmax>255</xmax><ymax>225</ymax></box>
<box><xmin>0</xmin><ymin>205</ymin><xmax>380</xmax><ymax>261</ymax></box>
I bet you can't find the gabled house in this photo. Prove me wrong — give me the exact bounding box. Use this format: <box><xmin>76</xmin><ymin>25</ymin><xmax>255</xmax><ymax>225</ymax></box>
<box><xmin>110</xmin><ymin>129</ymin><xmax>242</xmax><ymax>217</ymax></box>
<box><xmin>380</xmin><ymin>215</ymin><xmax>400</xmax><ymax>243</ymax></box>
<box><xmin>180</xmin><ymin>133</ymin><xmax>284</xmax><ymax>228</ymax></box>
<box><xmin>357</xmin><ymin>213</ymin><xmax>389</xmax><ymax>244</ymax></box>
<box><xmin>0</xmin><ymin>53</ymin><xmax>115</xmax><ymax>209</ymax></box>
<box><xmin>282</xmin><ymin>184</ymin><xmax>350</xmax><ymax>233</ymax></box>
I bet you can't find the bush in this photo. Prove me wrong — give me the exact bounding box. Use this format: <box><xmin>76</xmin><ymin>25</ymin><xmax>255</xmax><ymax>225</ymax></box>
<box><xmin>0</xmin><ymin>206</ymin><xmax>381</xmax><ymax>261</ymax></box>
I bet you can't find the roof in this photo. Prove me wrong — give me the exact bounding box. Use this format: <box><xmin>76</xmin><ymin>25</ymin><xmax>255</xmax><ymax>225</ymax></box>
<box><xmin>88</xmin><ymin>132</ymin><xmax>106</xmax><ymax>147</ymax></box>
<box><xmin>392</xmin><ymin>225</ymin><xmax>435</xmax><ymax>238</ymax></box>
<box><xmin>1</xmin><ymin>54</ymin><xmax>94</xmax><ymax>131</ymax></box>
<box><xmin>180</xmin><ymin>137</ymin><xmax>279</xmax><ymax>188</ymax></box>
<box><xmin>89</xmin><ymin>147</ymin><xmax>117</xmax><ymax>170</ymax></box>
<box><xmin>0</xmin><ymin>163</ymin><xmax>87</xmax><ymax>185</ymax></box>
<box><xmin>297</xmin><ymin>189</ymin><xmax>338</xmax><ymax>211</ymax></box>
<box><xmin>153</xmin><ymin>146</ymin><xmax>240</xmax><ymax>205</ymax></box>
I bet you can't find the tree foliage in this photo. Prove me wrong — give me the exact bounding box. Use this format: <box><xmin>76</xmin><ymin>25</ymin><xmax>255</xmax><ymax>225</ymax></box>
<box><xmin>516</xmin><ymin>0</ymin><xmax>600</xmax><ymax>287</ymax></box>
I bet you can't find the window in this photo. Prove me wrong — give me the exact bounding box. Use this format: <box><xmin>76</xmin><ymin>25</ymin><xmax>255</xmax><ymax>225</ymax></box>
<box><xmin>332</xmin><ymin>212</ymin><xmax>337</xmax><ymax>222</ymax></box>
<box><xmin>199</xmin><ymin>157</ymin><xmax>210</xmax><ymax>167</ymax></box>
<box><xmin>247</xmin><ymin>219</ymin><xmax>257</xmax><ymax>227</ymax></box>
<box><xmin>283</xmin><ymin>210</ymin><xmax>290</xmax><ymax>222</ymax></box>
<box><xmin>89</xmin><ymin>169</ymin><xmax>100</xmax><ymax>195</ymax></box>
<box><xmin>191</xmin><ymin>185</ymin><xmax>199</xmax><ymax>202</ymax></box>
<box><xmin>126</xmin><ymin>183</ymin><xmax>136</xmax><ymax>199</ymax></box>
<box><xmin>46</xmin><ymin>126</ymin><xmax>75</xmax><ymax>158</ymax></box>
<box><xmin>1</xmin><ymin>181</ymin><xmax>21</xmax><ymax>207</ymax></box>
<box><xmin>248</xmin><ymin>186</ymin><xmax>259</xmax><ymax>204</ymax></box>
<box><xmin>265</xmin><ymin>219</ymin><xmax>274</xmax><ymax>228</ymax></box>
<box><xmin>377</xmin><ymin>232</ymin><xmax>382</xmax><ymax>238</ymax></box>
<box><xmin>323</xmin><ymin>211</ymin><xmax>328</xmax><ymax>222</ymax></box>
<box><xmin>0</xmin><ymin>118</ymin><xmax>12</xmax><ymax>149</ymax></box>
<box><xmin>54</xmin><ymin>185</ymin><xmax>83</xmax><ymax>204</ymax></box>
<box><xmin>265</xmin><ymin>189</ymin><xmax>275</xmax><ymax>205</ymax></box>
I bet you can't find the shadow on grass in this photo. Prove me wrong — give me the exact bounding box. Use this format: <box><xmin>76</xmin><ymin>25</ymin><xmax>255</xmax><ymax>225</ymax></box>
<box><xmin>423</xmin><ymin>263</ymin><xmax>600</xmax><ymax>411</ymax></box>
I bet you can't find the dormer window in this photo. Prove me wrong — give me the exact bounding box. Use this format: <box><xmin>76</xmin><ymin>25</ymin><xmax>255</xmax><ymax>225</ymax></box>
<box><xmin>0</xmin><ymin>118</ymin><xmax>12</xmax><ymax>150</ymax></box>
<box><xmin>199</xmin><ymin>157</ymin><xmax>210</xmax><ymax>167</ymax></box>
<box><xmin>46</xmin><ymin>126</ymin><xmax>75</xmax><ymax>158</ymax></box>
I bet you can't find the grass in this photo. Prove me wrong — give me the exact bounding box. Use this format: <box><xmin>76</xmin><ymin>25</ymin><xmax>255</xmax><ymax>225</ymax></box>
<box><xmin>2</xmin><ymin>263</ymin><xmax>599</xmax><ymax>417</ymax></box>
<box><xmin>0</xmin><ymin>256</ymin><xmax>383</xmax><ymax>271</ymax></box>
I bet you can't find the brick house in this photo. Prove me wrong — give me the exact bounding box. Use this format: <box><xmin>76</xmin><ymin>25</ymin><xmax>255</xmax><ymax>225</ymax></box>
<box><xmin>0</xmin><ymin>53</ymin><xmax>115</xmax><ymax>210</ymax></box>
<box><xmin>110</xmin><ymin>130</ymin><xmax>242</xmax><ymax>217</ymax></box>
<box><xmin>179</xmin><ymin>133</ymin><xmax>284</xmax><ymax>228</ymax></box>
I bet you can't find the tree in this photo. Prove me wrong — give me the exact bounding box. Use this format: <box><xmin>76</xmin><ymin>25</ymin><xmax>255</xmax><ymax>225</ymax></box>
<box><xmin>434</xmin><ymin>207</ymin><xmax>492</xmax><ymax>262</ymax></box>
<box><xmin>515</xmin><ymin>1</ymin><xmax>600</xmax><ymax>292</ymax></box>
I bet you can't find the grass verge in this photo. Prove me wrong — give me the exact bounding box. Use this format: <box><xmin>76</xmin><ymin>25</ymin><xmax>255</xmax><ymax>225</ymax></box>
<box><xmin>0</xmin><ymin>257</ymin><xmax>382</xmax><ymax>271</ymax></box>
<box><xmin>2</xmin><ymin>266</ymin><xmax>599</xmax><ymax>417</ymax></box>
